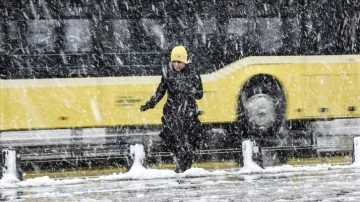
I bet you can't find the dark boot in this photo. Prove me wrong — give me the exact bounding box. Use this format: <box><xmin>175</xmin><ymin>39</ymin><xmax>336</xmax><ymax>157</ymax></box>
<box><xmin>173</xmin><ymin>146</ymin><xmax>194</xmax><ymax>173</ymax></box>
<box><xmin>173</xmin><ymin>154</ymin><xmax>183</xmax><ymax>173</ymax></box>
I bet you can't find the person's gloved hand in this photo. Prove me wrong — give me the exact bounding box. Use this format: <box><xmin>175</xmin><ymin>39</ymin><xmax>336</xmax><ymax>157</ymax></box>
<box><xmin>140</xmin><ymin>104</ymin><xmax>149</xmax><ymax>112</ymax></box>
<box><xmin>140</xmin><ymin>101</ymin><xmax>155</xmax><ymax>111</ymax></box>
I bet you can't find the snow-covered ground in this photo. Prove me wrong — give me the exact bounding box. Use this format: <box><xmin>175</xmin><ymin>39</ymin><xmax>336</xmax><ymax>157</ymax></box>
<box><xmin>2</xmin><ymin>144</ymin><xmax>360</xmax><ymax>201</ymax></box>
<box><xmin>2</xmin><ymin>159</ymin><xmax>360</xmax><ymax>201</ymax></box>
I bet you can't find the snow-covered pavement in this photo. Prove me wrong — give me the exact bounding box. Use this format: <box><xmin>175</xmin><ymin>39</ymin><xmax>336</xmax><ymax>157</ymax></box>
<box><xmin>2</xmin><ymin>144</ymin><xmax>360</xmax><ymax>201</ymax></box>
<box><xmin>2</xmin><ymin>160</ymin><xmax>360</xmax><ymax>201</ymax></box>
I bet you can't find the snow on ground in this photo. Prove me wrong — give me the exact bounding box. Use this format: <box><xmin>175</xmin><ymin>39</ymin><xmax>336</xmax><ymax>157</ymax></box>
<box><xmin>1</xmin><ymin>143</ymin><xmax>360</xmax><ymax>189</ymax></box>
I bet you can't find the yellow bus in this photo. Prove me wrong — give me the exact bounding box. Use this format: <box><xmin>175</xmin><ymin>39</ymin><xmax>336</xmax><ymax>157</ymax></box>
<box><xmin>0</xmin><ymin>1</ymin><xmax>359</xmax><ymax>167</ymax></box>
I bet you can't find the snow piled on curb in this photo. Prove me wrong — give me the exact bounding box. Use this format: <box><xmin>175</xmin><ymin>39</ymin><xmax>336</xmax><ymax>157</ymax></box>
<box><xmin>0</xmin><ymin>161</ymin><xmax>360</xmax><ymax>189</ymax></box>
<box><xmin>1</xmin><ymin>143</ymin><xmax>360</xmax><ymax>189</ymax></box>
<box><xmin>0</xmin><ymin>162</ymin><xmax>359</xmax><ymax>189</ymax></box>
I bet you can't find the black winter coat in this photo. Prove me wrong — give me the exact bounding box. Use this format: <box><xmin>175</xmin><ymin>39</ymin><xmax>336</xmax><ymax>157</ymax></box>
<box><xmin>145</xmin><ymin>64</ymin><xmax>203</xmax><ymax>120</ymax></box>
<box><xmin>144</xmin><ymin>64</ymin><xmax>203</xmax><ymax>149</ymax></box>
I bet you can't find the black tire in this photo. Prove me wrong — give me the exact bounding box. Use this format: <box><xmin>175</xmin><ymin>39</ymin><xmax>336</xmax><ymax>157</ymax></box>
<box><xmin>238</xmin><ymin>74</ymin><xmax>285</xmax><ymax>146</ymax></box>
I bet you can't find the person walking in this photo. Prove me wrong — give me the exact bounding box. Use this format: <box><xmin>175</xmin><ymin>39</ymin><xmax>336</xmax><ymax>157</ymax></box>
<box><xmin>140</xmin><ymin>45</ymin><xmax>203</xmax><ymax>173</ymax></box>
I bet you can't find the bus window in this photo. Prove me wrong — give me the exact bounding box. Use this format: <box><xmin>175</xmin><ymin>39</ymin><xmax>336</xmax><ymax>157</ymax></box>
<box><xmin>0</xmin><ymin>24</ymin><xmax>3</xmax><ymax>53</ymax></box>
<box><xmin>139</xmin><ymin>18</ymin><xmax>166</xmax><ymax>50</ymax></box>
<box><xmin>0</xmin><ymin>22</ymin><xmax>4</xmax><ymax>78</ymax></box>
<box><xmin>100</xmin><ymin>19</ymin><xmax>131</xmax><ymax>52</ymax></box>
<box><xmin>101</xmin><ymin>18</ymin><xmax>165</xmax><ymax>52</ymax></box>
<box><xmin>100</xmin><ymin>18</ymin><xmax>164</xmax><ymax>77</ymax></box>
<box><xmin>195</xmin><ymin>16</ymin><xmax>217</xmax><ymax>44</ymax></box>
<box><xmin>227</xmin><ymin>18</ymin><xmax>248</xmax><ymax>37</ymax></box>
<box><xmin>256</xmin><ymin>18</ymin><xmax>283</xmax><ymax>53</ymax></box>
<box><xmin>225</xmin><ymin>18</ymin><xmax>249</xmax><ymax>60</ymax></box>
<box><xmin>165</xmin><ymin>14</ymin><xmax>193</xmax><ymax>49</ymax></box>
<box><xmin>64</xmin><ymin>19</ymin><xmax>91</xmax><ymax>52</ymax></box>
<box><xmin>194</xmin><ymin>16</ymin><xmax>223</xmax><ymax>72</ymax></box>
<box><xmin>7</xmin><ymin>21</ymin><xmax>24</xmax><ymax>54</ymax></box>
<box><xmin>283</xmin><ymin>17</ymin><xmax>301</xmax><ymax>50</ymax></box>
<box><xmin>112</xmin><ymin>20</ymin><xmax>131</xmax><ymax>51</ymax></box>
<box><xmin>26</xmin><ymin>20</ymin><xmax>57</xmax><ymax>53</ymax></box>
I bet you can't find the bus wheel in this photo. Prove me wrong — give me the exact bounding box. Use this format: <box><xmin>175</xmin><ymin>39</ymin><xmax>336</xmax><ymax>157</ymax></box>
<box><xmin>238</xmin><ymin>75</ymin><xmax>285</xmax><ymax>144</ymax></box>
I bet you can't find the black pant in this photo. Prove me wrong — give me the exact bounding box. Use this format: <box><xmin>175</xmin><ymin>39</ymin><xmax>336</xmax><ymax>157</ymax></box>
<box><xmin>159</xmin><ymin>115</ymin><xmax>203</xmax><ymax>172</ymax></box>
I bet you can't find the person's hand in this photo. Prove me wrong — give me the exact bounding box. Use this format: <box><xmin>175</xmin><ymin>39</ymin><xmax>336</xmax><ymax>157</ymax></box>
<box><xmin>140</xmin><ymin>104</ymin><xmax>149</xmax><ymax>112</ymax></box>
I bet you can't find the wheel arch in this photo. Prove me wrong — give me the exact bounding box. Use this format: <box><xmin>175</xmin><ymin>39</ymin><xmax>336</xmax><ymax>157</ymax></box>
<box><xmin>236</xmin><ymin>73</ymin><xmax>287</xmax><ymax>126</ymax></box>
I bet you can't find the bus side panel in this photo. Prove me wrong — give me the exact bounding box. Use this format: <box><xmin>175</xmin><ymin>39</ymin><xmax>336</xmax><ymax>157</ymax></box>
<box><xmin>277</xmin><ymin>64</ymin><xmax>306</xmax><ymax>120</ymax></box>
<box><xmin>0</xmin><ymin>82</ymin><xmax>6</xmax><ymax>130</ymax></box>
<box><xmin>4</xmin><ymin>85</ymin><xmax>102</xmax><ymax>130</ymax></box>
<box><xmin>2</xmin><ymin>56</ymin><xmax>360</xmax><ymax>131</ymax></box>
<box><xmin>199</xmin><ymin>69</ymin><xmax>250</xmax><ymax>124</ymax></box>
<box><xmin>1</xmin><ymin>80</ymin><xmax>165</xmax><ymax>131</ymax></box>
<box><xmin>199</xmin><ymin>63</ymin><xmax>304</xmax><ymax>124</ymax></box>
<box><xmin>100</xmin><ymin>83</ymin><xmax>164</xmax><ymax>126</ymax></box>
<box><xmin>302</xmin><ymin>62</ymin><xmax>360</xmax><ymax>119</ymax></box>
<box><xmin>199</xmin><ymin>56</ymin><xmax>360</xmax><ymax>123</ymax></box>
<box><xmin>240</xmin><ymin>64</ymin><xmax>306</xmax><ymax>121</ymax></box>
<box><xmin>331</xmin><ymin>62</ymin><xmax>360</xmax><ymax>118</ymax></box>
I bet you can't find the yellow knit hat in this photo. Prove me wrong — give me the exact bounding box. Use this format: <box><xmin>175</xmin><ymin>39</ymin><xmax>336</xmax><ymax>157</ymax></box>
<box><xmin>170</xmin><ymin>45</ymin><xmax>188</xmax><ymax>64</ymax></box>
